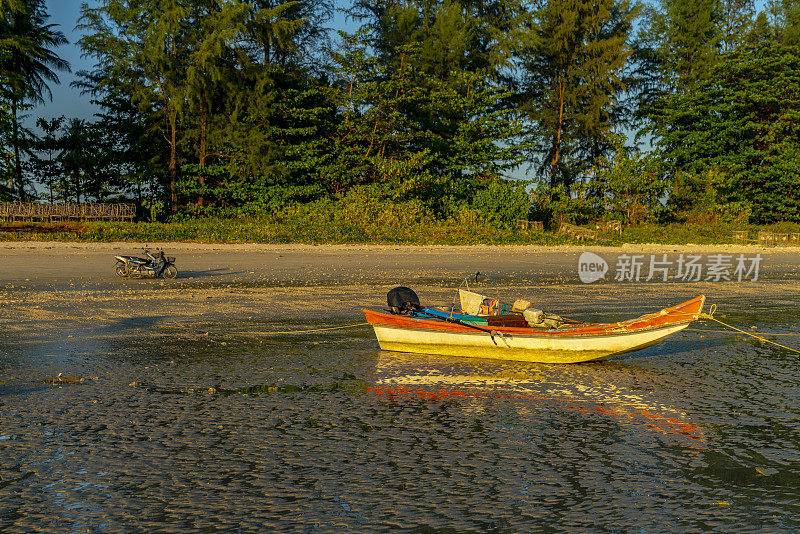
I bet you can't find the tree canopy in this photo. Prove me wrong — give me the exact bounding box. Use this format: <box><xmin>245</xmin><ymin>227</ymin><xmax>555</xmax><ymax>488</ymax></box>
<box><xmin>6</xmin><ymin>0</ymin><xmax>800</xmax><ymax>226</ymax></box>
<box><xmin>649</xmin><ymin>42</ymin><xmax>800</xmax><ymax>222</ymax></box>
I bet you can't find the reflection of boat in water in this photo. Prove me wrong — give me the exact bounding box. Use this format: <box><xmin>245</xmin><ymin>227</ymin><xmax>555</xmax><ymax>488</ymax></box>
<box><xmin>368</xmin><ymin>352</ymin><xmax>703</xmax><ymax>443</ymax></box>
<box><xmin>364</xmin><ymin>295</ymin><xmax>706</xmax><ymax>364</ymax></box>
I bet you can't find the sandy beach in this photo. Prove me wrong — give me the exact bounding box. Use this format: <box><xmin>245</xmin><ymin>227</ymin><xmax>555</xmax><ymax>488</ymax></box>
<box><xmin>3</xmin><ymin>240</ymin><xmax>799</xmax><ymax>286</ymax></box>
<box><xmin>2</xmin><ymin>240</ymin><xmax>799</xmax><ymax>333</ymax></box>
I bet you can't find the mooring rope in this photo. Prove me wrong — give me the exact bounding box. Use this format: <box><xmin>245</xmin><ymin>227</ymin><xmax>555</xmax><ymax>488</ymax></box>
<box><xmin>699</xmin><ymin>305</ymin><xmax>800</xmax><ymax>355</ymax></box>
<box><xmin>247</xmin><ymin>322</ymin><xmax>371</xmax><ymax>335</ymax></box>
<box><xmin>163</xmin><ymin>322</ymin><xmax>372</xmax><ymax>335</ymax></box>
<box><xmin>687</xmin><ymin>328</ymin><xmax>800</xmax><ymax>337</ymax></box>
<box><xmin>9</xmin><ymin>306</ymin><xmax>370</xmax><ymax>335</ymax></box>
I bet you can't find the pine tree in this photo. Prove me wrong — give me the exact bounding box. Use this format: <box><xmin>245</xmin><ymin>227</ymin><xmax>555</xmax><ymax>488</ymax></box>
<box><xmin>0</xmin><ymin>1</ymin><xmax>24</xmax><ymax>16</ymax></box>
<box><xmin>72</xmin><ymin>67</ymin><xmax>165</xmax><ymax>204</ymax></box>
<box><xmin>324</xmin><ymin>29</ymin><xmax>524</xmax><ymax>211</ymax></box>
<box><xmin>649</xmin><ymin>43</ymin><xmax>800</xmax><ymax>222</ymax></box>
<box><xmin>642</xmin><ymin>0</ymin><xmax>722</xmax><ymax>94</ymax></box>
<box><xmin>765</xmin><ymin>0</ymin><xmax>800</xmax><ymax>44</ymax></box>
<box><xmin>720</xmin><ymin>0</ymin><xmax>756</xmax><ymax>51</ymax></box>
<box><xmin>247</xmin><ymin>0</ymin><xmax>332</xmax><ymax>69</ymax></box>
<box><xmin>79</xmin><ymin>0</ymin><xmax>331</xmax><ymax>212</ymax></box>
<box><xmin>635</xmin><ymin>0</ymin><xmax>725</xmax><ymax>181</ymax></box>
<box><xmin>79</xmin><ymin>0</ymin><xmax>193</xmax><ymax>210</ymax></box>
<box><xmin>349</xmin><ymin>0</ymin><xmax>523</xmax><ymax>80</ymax></box>
<box><xmin>519</xmin><ymin>0</ymin><xmax>639</xmax><ymax>187</ymax></box>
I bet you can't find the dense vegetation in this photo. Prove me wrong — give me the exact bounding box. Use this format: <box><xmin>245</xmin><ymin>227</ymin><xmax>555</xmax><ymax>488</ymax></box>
<box><xmin>3</xmin><ymin>217</ymin><xmax>799</xmax><ymax>246</ymax></box>
<box><xmin>2</xmin><ymin>0</ymin><xmax>800</xmax><ymax>233</ymax></box>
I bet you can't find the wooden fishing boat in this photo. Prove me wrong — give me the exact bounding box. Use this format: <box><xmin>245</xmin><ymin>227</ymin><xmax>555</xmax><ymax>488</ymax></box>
<box><xmin>364</xmin><ymin>295</ymin><xmax>705</xmax><ymax>364</ymax></box>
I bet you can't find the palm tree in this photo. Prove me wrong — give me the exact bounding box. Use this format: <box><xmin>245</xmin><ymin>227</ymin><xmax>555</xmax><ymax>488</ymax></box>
<box><xmin>0</xmin><ymin>0</ymin><xmax>69</xmax><ymax>200</ymax></box>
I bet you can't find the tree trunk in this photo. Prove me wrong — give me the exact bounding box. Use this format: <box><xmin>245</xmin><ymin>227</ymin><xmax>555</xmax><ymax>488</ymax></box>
<box><xmin>75</xmin><ymin>172</ymin><xmax>82</xmax><ymax>204</ymax></box>
<box><xmin>198</xmin><ymin>107</ymin><xmax>207</xmax><ymax>207</ymax></box>
<box><xmin>550</xmin><ymin>79</ymin><xmax>565</xmax><ymax>187</ymax></box>
<box><xmin>169</xmin><ymin>111</ymin><xmax>178</xmax><ymax>212</ymax></box>
<box><xmin>10</xmin><ymin>97</ymin><xmax>25</xmax><ymax>200</ymax></box>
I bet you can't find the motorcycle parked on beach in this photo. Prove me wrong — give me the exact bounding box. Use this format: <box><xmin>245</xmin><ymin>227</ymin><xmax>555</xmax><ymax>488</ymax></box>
<box><xmin>114</xmin><ymin>248</ymin><xmax>177</xmax><ymax>279</ymax></box>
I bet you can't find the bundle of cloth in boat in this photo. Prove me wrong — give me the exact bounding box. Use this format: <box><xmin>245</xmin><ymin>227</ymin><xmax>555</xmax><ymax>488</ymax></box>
<box><xmin>459</xmin><ymin>289</ymin><xmax>564</xmax><ymax>328</ymax></box>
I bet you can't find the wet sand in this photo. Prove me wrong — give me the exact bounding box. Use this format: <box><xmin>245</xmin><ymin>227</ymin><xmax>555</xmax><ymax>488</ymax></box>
<box><xmin>2</xmin><ymin>240</ymin><xmax>799</xmax><ymax>340</ymax></box>
<box><xmin>2</xmin><ymin>242</ymin><xmax>800</xmax><ymax>532</ymax></box>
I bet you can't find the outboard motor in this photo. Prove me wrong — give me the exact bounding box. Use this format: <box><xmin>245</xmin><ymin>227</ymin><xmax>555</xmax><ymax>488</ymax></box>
<box><xmin>387</xmin><ymin>287</ymin><xmax>420</xmax><ymax>315</ymax></box>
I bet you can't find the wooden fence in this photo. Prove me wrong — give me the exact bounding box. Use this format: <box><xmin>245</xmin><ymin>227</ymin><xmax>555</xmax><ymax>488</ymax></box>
<box><xmin>0</xmin><ymin>202</ymin><xmax>136</xmax><ymax>222</ymax></box>
<box><xmin>516</xmin><ymin>220</ymin><xmax>544</xmax><ymax>231</ymax></box>
<box><xmin>755</xmin><ymin>231</ymin><xmax>800</xmax><ymax>247</ymax></box>
<box><xmin>595</xmin><ymin>220</ymin><xmax>622</xmax><ymax>235</ymax></box>
<box><xmin>558</xmin><ymin>222</ymin><xmax>598</xmax><ymax>241</ymax></box>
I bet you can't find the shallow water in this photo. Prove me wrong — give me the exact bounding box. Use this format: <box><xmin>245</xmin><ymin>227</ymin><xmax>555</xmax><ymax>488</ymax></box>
<box><xmin>1</xmin><ymin>294</ymin><xmax>799</xmax><ymax>533</ymax></box>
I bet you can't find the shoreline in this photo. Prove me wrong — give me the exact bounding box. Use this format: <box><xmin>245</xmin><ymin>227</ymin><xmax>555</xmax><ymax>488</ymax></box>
<box><xmin>3</xmin><ymin>240</ymin><xmax>800</xmax><ymax>253</ymax></box>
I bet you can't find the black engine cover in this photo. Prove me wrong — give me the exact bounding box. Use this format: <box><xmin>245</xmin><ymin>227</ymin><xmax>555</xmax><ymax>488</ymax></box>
<box><xmin>387</xmin><ymin>287</ymin><xmax>420</xmax><ymax>315</ymax></box>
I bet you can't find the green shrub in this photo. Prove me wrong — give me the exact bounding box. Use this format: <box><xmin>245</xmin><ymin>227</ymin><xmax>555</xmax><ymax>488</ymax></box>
<box><xmin>471</xmin><ymin>179</ymin><xmax>531</xmax><ymax>226</ymax></box>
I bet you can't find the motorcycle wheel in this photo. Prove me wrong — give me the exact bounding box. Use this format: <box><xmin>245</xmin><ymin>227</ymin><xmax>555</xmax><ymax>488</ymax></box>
<box><xmin>162</xmin><ymin>265</ymin><xmax>178</xmax><ymax>279</ymax></box>
<box><xmin>115</xmin><ymin>263</ymin><xmax>128</xmax><ymax>277</ymax></box>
